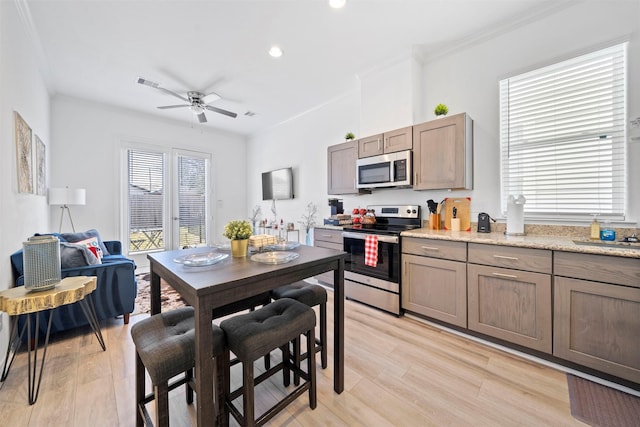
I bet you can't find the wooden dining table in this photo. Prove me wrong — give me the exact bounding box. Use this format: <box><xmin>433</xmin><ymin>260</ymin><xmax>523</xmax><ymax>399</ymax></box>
<box><xmin>147</xmin><ymin>244</ymin><xmax>346</xmax><ymax>426</ymax></box>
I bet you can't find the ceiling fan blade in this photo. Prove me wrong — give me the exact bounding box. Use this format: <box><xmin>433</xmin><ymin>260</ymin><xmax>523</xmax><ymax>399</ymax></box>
<box><xmin>204</xmin><ymin>105</ymin><xmax>238</xmax><ymax>118</ymax></box>
<box><xmin>202</xmin><ymin>91</ymin><xmax>221</xmax><ymax>104</ymax></box>
<box><xmin>197</xmin><ymin>112</ymin><xmax>208</xmax><ymax>123</ymax></box>
<box><xmin>157</xmin><ymin>104</ymin><xmax>190</xmax><ymax>109</ymax></box>
<box><xmin>137</xmin><ymin>76</ymin><xmax>189</xmax><ymax>102</ymax></box>
<box><xmin>137</xmin><ymin>77</ymin><xmax>159</xmax><ymax>88</ymax></box>
<box><xmin>156</xmin><ymin>87</ymin><xmax>189</xmax><ymax>102</ymax></box>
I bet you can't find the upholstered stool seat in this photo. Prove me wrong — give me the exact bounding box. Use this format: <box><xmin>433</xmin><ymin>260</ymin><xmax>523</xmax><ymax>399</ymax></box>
<box><xmin>271</xmin><ymin>281</ymin><xmax>328</xmax><ymax>382</ymax></box>
<box><xmin>131</xmin><ymin>307</ymin><xmax>225</xmax><ymax>427</ymax></box>
<box><xmin>220</xmin><ymin>298</ymin><xmax>317</xmax><ymax>426</ymax></box>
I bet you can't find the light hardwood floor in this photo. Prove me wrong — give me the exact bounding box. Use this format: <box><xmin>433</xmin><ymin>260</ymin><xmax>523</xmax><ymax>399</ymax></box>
<box><xmin>0</xmin><ymin>291</ymin><xmax>588</xmax><ymax>426</ymax></box>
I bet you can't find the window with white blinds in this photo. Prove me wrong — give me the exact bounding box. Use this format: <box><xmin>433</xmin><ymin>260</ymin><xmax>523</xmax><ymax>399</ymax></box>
<box><xmin>127</xmin><ymin>149</ymin><xmax>165</xmax><ymax>253</ymax></box>
<box><xmin>499</xmin><ymin>42</ymin><xmax>626</xmax><ymax>219</ymax></box>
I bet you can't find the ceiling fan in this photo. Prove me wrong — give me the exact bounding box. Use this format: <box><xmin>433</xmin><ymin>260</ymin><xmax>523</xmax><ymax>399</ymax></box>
<box><xmin>137</xmin><ymin>77</ymin><xmax>238</xmax><ymax>122</ymax></box>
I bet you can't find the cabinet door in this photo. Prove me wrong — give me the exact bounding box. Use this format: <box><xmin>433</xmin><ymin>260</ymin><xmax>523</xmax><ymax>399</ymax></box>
<box><xmin>467</xmin><ymin>263</ymin><xmax>552</xmax><ymax>353</ymax></box>
<box><xmin>327</xmin><ymin>141</ymin><xmax>359</xmax><ymax>194</ymax></box>
<box><xmin>554</xmin><ymin>276</ymin><xmax>640</xmax><ymax>383</ymax></box>
<box><xmin>358</xmin><ymin>134</ymin><xmax>384</xmax><ymax>158</ymax></box>
<box><xmin>402</xmin><ymin>254</ymin><xmax>467</xmax><ymax>327</ymax></box>
<box><xmin>413</xmin><ymin>113</ymin><xmax>472</xmax><ymax>190</ymax></box>
<box><xmin>383</xmin><ymin>126</ymin><xmax>413</xmax><ymax>153</ymax></box>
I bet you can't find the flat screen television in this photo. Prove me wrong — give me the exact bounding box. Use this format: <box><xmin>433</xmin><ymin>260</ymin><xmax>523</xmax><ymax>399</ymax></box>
<box><xmin>262</xmin><ymin>167</ymin><xmax>294</xmax><ymax>200</ymax></box>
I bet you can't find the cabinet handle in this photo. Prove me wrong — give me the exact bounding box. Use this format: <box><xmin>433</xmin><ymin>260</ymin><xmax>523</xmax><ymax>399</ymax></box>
<box><xmin>421</xmin><ymin>246</ymin><xmax>440</xmax><ymax>251</ymax></box>
<box><xmin>378</xmin><ymin>139</ymin><xmax>381</xmax><ymax>151</ymax></box>
<box><xmin>383</xmin><ymin>137</ymin><xmax>387</xmax><ymax>149</ymax></box>
<box><xmin>492</xmin><ymin>272</ymin><xmax>518</xmax><ymax>279</ymax></box>
<box><xmin>322</xmin><ymin>235</ymin><xmax>334</xmax><ymax>238</ymax></box>
<box><xmin>493</xmin><ymin>255</ymin><xmax>519</xmax><ymax>261</ymax></box>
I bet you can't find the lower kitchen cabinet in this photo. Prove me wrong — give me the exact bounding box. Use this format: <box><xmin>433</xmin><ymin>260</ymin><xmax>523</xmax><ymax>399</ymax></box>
<box><xmin>467</xmin><ymin>263</ymin><xmax>552</xmax><ymax>353</ymax></box>
<box><xmin>313</xmin><ymin>227</ymin><xmax>343</xmax><ymax>287</ymax></box>
<box><xmin>402</xmin><ymin>254</ymin><xmax>467</xmax><ymax>327</ymax></box>
<box><xmin>553</xmin><ymin>251</ymin><xmax>640</xmax><ymax>383</ymax></box>
<box><xmin>401</xmin><ymin>237</ymin><xmax>467</xmax><ymax>327</ymax></box>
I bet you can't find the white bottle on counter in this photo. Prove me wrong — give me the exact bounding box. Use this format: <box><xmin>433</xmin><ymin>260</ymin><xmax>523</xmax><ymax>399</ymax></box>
<box><xmin>506</xmin><ymin>194</ymin><xmax>526</xmax><ymax>236</ymax></box>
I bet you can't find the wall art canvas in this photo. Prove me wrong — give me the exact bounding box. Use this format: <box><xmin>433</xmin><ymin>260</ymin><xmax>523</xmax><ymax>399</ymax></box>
<box><xmin>15</xmin><ymin>111</ymin><xmax>33</xmax><ymax>194</ymax></box>
<box><xmin>35</xmin><ymin>134</ymin><xmax>46</xmax><ymax>196</ymax></box>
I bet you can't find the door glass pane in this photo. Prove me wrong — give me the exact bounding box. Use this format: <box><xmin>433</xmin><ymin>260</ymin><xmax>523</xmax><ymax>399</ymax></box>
<box><xmin>128</xmin><ymin>149</ymin><xmax>165</xmax><ymax>253</ymax></box>
<box><xmin>177</xmin><ymin>154</ymin><xmax>208</xmax><ymax>248</ymax></box>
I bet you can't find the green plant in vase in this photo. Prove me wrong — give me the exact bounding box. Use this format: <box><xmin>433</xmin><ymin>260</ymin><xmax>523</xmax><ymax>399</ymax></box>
<box><xmin>345</xmin><ymin>132</ymin><xmax>355</xmax><ymax>140</ymax></box>
<box><xmin>223</xmin><ymin>220</ymin><xmax>253</xmax><ymax>257</ymax></box>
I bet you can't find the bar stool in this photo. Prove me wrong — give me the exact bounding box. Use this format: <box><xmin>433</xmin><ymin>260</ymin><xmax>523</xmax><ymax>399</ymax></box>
<box><xmin>271</xmin><ymin>281</ymin><xmax>327</xmax><ymax>383</ymax></box>
<box><xmin>220</xmin><ymin>298</ymin><xmax>317</xmax><ymax>427</ymax></box>
<box><xmin>130</xmin><ymin>307</ymin><xmax>226</xmax><ymax>427</ymax></box>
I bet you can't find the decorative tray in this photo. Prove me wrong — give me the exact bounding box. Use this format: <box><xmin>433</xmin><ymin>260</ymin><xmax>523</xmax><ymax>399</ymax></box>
<box><xmin>264</xmin><ymin>241</ymin><xmax>300</xmax><ymax>251</ymax></box>
<box><xmin>250</xmin><ymin>251</ymin><xmax>300</xmax><ymax>265</ymax></box>
<box><xmin>174</xmin><ymin>252</ymin><xmax>228</xmax><ymax>267</ymax></box>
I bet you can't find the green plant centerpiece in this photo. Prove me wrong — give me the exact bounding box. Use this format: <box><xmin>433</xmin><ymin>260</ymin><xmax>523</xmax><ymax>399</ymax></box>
<box><xmin>224</xmin><ymin>220</ymin><xmax>253</xmax><ymax>240</ymax></box>
<box><xmin>345</xmin><ymin>132</ymin><xmax>355</xmax><ymax>140</ymax></box>
<box><xmin>224</xmin><ymin>219</ymin><xmax>253</xmax><ymax>257</ymax></box>
<box><xmin>434</xmin><ymin>103</ymin><xmax>449</xmax><ymax>116</ymax></box>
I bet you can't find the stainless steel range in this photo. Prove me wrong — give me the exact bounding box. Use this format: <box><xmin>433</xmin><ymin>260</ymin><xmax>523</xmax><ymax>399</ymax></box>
<box><xmin>342</xmin><ymin>204</ymin><xmax>421</xmax><ymax>315</ymax></box>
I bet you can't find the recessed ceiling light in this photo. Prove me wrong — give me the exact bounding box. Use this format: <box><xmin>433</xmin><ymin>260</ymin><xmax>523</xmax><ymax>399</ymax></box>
<box><xmin>329</xmin><ymin>0</ymin><xmax>346</xmax><ymax>8</ymax></box>
<box><xmin>268</xmin><ymin>46</ymin><xmax>283</xmax><ymax>58</ymax></box>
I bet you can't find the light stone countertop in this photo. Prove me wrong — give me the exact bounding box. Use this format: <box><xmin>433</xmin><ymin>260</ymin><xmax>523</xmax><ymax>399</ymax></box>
<box><xmin>401</xmin><ymin>228</ymin><xmax>640</xmax><ymax>259</ymax></box>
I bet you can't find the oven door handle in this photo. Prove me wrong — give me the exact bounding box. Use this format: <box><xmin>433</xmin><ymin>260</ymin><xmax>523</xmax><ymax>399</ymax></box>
<box><xmin>342</xmin><ymin>232</ymin><xmax>399</xmax><ymax>244</ymax></box>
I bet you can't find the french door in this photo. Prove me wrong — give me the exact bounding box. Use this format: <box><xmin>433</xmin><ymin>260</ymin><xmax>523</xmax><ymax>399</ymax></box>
<box><xmin>125</xmin><ymin>146</ymin><xmax>212</xmax><ymax>254</ymax></box>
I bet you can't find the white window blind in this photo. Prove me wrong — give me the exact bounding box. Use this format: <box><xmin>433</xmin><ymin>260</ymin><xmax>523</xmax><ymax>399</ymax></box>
<box><xmin>127</xmin><ymin>149</ymin><xmax>165</xmax><ymax>252</ymax></box>
<box><xmin>177</xmin><ymin>154</ymin><xmax>208</xmax><ymax>248</ymax></box>
<box><xmin>500</xmin><ymin>43</ymin><xmax>626</xmax><ymax>219</ymax></box>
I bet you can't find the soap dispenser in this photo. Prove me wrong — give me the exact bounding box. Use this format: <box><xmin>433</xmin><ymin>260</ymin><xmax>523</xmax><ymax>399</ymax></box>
<box><xmin>590</xmin><ymin>214</ymin><xmax>600</xmax><ymax>240</ymax></box>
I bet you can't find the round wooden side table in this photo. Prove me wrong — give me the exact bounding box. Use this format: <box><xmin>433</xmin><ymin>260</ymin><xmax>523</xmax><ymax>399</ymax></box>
<box><xmin>0</xmin><ymin>276</ymin><xmax>105</xmax><ymax>404</ymax></box>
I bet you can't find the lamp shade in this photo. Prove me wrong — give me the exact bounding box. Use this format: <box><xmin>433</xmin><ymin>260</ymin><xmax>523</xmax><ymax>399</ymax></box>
<box><xmin>48</xmin><ymin>187</ymin><xmax>86</xmax><ymax>206</ymax></box>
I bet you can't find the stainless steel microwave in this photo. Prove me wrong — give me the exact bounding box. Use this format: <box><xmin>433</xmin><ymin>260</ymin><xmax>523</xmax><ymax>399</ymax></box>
<box><xmin>356</xmin><ymin>150</ymin><xmax>412</xmax><ymax>189</ymax></box>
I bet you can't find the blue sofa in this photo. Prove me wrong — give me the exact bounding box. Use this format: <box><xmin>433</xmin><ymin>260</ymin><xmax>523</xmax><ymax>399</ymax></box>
<box><xmin>10</xmin><ymin>234</ymin><xmax>137</xmax><ymax>337</ymax></box>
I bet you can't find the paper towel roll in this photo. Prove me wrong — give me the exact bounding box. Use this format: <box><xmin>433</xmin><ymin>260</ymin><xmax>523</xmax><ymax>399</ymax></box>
<box><xmin>451</xmin><ymin>218</ymin><xmax>461</xmax><ymax>231</ymax></box>
<box><xmin>506</xmin><ymin>195</ymin><xmax>526</xmax><ymax>235</ymax></box>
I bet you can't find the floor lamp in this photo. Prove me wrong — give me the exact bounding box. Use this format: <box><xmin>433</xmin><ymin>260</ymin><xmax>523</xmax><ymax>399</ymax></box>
<box><xmin>48</xmin><ymin>187</ymin><xmax>86</xmax><ymax>232</ymax></box>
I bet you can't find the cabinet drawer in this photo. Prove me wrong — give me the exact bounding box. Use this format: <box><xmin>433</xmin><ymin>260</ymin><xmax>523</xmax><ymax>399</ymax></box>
<box><xmin>402</xmin><ymin>237</ymin><xmax>467</xmax><ymax>262</ymax></box>
<box><xmin>468</xmin><ymin>243</ymin><xmax>551</xmax><ymax>274</ymax></box>
<box><xmin>313</xmin><ymin>228</ymin><xmax>343</xmax><ymax>245</ymax></box>
<box><xmin>554</xmin><ymin>251</ymin><xmax>640</xmax><ymax>288</ymax></box>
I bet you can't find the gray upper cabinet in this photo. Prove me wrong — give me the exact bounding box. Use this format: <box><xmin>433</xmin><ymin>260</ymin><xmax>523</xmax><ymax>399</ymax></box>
<box><xmin>413</xmin><ymin>113</ymin><xmax>473</xmax><ymax>190</ymax></box>
<box><xmin>358</xmin><ymin>126</ymin><xmax>413</xmax><ymax>158</ymax></box>
<box><xmin>327</xmin><ymin>140</ymin><xmax>359</xmax><ymax>194</ymax></box>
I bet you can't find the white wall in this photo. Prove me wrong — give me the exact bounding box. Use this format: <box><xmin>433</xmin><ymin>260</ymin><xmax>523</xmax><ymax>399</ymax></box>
<box><xmin>51</xmin><ymin>96</ymin><xmax>247</xmax><ymax>269</ymax></box>
<box><xmin>248</xmin><ymin>1</ymin><xmax>640</xmax><ymax>228</ymax></box>
<box><xmin>0</xmin><ymin>0</ymin><xmax>52</xmax><ymax>356</ymax></box>
<box><xmin>247</xmin><ymin>92</ymin><xmax>361</xmax><ymax>233</ymax></box>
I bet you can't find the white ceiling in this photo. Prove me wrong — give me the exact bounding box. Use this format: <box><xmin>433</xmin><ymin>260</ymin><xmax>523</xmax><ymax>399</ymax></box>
<box><xmin>24</xmin><ymin>0</ymin><xmax>569</xmax><ymax>136</ymax></box>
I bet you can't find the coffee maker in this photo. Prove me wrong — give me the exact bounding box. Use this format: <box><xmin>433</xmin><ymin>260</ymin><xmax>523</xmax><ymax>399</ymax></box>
<box><xmin>328</xmin><ymin>198</ymin><xmax>343</xmax><ymax>215</ymax></box>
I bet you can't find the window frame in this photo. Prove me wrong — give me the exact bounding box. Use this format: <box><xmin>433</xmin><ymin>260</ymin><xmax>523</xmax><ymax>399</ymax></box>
<box><xmin>499</xmin><ymin>42</ymin><xmax>627</xmax><ymax>222</ymax></box>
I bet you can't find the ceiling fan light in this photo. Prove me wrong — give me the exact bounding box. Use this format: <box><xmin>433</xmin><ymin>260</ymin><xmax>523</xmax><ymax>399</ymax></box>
<box><xmin>268</xmin><ymin>46</ymin><xmax>283</xmax><ymax>58</ymax></box>
<box><xmin>329</xmin><ymin>0</ymin><xmax>346</xmax><ymax>8</ymax></box>
<box><xmin>190</xmin><ymin>104</ymin><xmax>204</xmax><ymax>114</ymax></box>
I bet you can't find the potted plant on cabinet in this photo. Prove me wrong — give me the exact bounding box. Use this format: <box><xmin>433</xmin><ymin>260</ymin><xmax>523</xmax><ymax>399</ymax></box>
<box><xmin>345</xmin><ymin>132</ymin><xmax>355</xmax><ymax>141</ymax></box>
<box><xmin>223</xmin><ymin>220</ymin><xmax>253</xmax><ymax>257</ymax></box>
<box><xmin>434</xmin><ymin>103</ymin><xmax>449</xmax><ymax>117</ymax></box>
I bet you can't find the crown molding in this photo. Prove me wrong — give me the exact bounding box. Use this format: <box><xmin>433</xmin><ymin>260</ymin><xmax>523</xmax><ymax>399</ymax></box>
<box><xmin>14</xmin><ymin>0</ymin><xmax>54</xmax><ymax>92</ymax></box>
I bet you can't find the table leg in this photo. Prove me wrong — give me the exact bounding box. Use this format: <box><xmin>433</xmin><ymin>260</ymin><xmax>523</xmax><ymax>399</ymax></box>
<box><xmin>194</xmin><ymin>303</ymin><xmax>215</xmax><ymax>426</ymax></box>
<box><xmin>150</xmin><ymin>269</ymin><xmax>161</xmax><ymax>315</ymax></box>
<box><xmin>26</xmin><ymin>311</ymin><xmax>54</xmax><ymax>405</ymax></box>
<box><xmin>1</xmin><ymin>316</ymin><xmax>26</xmax><ymax>382</ymax></box>
<box><xmin>333</xmin><ymin>257</ymin><xmax>345</xmax><ymax>393</ymax></box>
<box><xmin>78</xmin><ymin>294</ymin><xmax>106</xmax><ymax>351</ymax></box>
